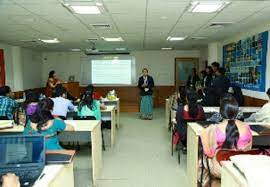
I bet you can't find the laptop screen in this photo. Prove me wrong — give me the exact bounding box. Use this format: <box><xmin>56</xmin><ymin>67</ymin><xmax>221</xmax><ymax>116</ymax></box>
<box><xmin>0</xmin><ymin>135</ymin><xmax>45</xmax><ymax>167</ymax></box>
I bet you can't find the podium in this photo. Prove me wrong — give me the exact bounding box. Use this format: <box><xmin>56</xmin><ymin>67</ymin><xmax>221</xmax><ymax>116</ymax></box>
<box><xmin>62</xmin><ymin>82</ymin><xmax>80</xmax><ymax>98</ymax></box>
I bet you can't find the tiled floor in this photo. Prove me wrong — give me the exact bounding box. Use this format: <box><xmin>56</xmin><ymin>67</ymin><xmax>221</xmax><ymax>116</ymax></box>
<box><xmin>74</xmin><ymin>109</ymin><xmax>188</xmax><ymax>187</ymax></box>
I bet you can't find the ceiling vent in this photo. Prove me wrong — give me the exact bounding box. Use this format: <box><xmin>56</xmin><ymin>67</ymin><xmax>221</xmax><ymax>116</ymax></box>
<box><xmin>209</xmin><ymin>22</ymin><xmax>233</xmax><ymax>28</ymax></box>
<box><xmin>91</xmin><ymin>23</ymin><xmax>111</xmax><ymax>29</ymax></box>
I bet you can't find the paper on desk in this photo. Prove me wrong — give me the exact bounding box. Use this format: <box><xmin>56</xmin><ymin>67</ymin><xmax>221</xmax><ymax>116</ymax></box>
<box><xmin>34</xmin><ymin>165</ymin><xmax>63</xmax><ymax>187</ymax></box>
<box><xmin>230</xmin><ymin>155</ymin><xmax>270</xmax><ymax>187</ymax></box>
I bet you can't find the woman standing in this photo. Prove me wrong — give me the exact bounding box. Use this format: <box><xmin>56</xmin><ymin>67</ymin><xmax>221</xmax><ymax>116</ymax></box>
<box><xmin>138</xmin><ymin>68</ymin><xmax>154</xmax><ymax>120</ymax></box>
<box><xmin>45</xmin><ymin>70</ymin><xmax>62</xmax><ymax>97</ymax></box>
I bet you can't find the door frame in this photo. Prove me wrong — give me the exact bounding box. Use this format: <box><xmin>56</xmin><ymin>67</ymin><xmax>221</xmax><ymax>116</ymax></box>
<box><xmin>174</xmin><ymin>57</ymin><xmax>199</xmax><ymax>89</ymax></box>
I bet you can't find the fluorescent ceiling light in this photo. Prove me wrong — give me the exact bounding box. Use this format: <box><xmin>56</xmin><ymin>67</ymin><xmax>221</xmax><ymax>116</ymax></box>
<box><xmin>102</xmin><ymin>37</ymin><xmax>124</xmax><ymax>42</ymax></box>
<box><xmin>66</xmin><ymin>4</ymin><xmax>101</xmax><ymax>14</ymax></box>
<box><xmin>39</xmin><ymin>38</ymin><xmax>60</xmax><ymax>44</ymax></box>
<box><xmin>191</xmin><ymin>36</ymin><xmax>206</xmax><ymax>40</ymax></box>
<box><xmin>167</xmin><ymin>36</ymin><xmax>186</xmax><ymax>41</ymax></box>
<box><xmin>115</xmin><ymin>47</ymin><xmax>126</xmax><ymax>51</ymax></box>
<box><xmin>70</xmin><ymin>48</ymin><xmax>81</xmax><ymax>52</ymax></box>
<box><xmin>161</xmin><ymin>47</ymin><xmax>173</xmax><ymax>50</ymax></box>
<box><xmin>189</xmin><ymin>1</ymin><xmax>230</xmax><ymax>13</ymax></box>
<box><xmin>96</xmin><ymin>2</ymin><xmax>103</xmax><ymax>6</ymax></box>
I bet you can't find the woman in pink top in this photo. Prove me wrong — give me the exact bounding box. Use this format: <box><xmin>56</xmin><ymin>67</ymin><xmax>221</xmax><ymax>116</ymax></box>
<box><xmin>199</xmin><ymin>95</ymin><xmax>252</xmax><ymax>186</ymax></box>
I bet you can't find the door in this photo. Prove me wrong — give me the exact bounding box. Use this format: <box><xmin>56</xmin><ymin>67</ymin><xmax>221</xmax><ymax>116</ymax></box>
<box><xmin>175</xmin><ymin>58</ymin><xmax>199</xmax><ymax>88</ymax></box>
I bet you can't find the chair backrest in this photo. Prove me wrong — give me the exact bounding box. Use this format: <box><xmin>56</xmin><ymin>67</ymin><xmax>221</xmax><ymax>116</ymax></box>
<box><xmin>73</xmin><ymin>116</ymin><xmax>96</xmax><ymax>120</ymax></box>
<box><xmin>216</xmin><ymin>149</ymin><xmax>261</xmax><ymax>165</ymax></box>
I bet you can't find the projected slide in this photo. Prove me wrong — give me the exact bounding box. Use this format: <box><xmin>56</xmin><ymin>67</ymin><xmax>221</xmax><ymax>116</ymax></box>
<box><xmin>92</xmin><ymin>59</ymin><xmax>132</xmax><ymax>84</ymax></box>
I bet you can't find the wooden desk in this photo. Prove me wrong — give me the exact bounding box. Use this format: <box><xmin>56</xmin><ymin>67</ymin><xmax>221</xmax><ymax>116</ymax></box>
<box><xmin>101</xmin><ymin>105</ymin><xmax>116</xmax><ymax>147</ymax></box>
<box><xmin>62</xmin><ymin>82</ymin><xmax>80</xmax><ymax>98</ymax></box>
<box><xmin>0</xmin><ymin>120</ymin><xmax>102</xmax><ymax>187</ymax></box>
<box><xmin>34</xmin><ymin>163</ymin><xmax>74</xmax><ymax>187</ymax></box>
<box><xmin>102</xmin><ymin>98</ymin><xmax>120</xmax><ymax>128</ymax></box>
<box><xmin>221</xmin><ymin>161</ymin><xmax>248</xmax><ymax>187</ymax></box>
<box><xmin>186</xmin><ymin>122</ymin><xmax>268</xmax><ymax>187</ymax></box>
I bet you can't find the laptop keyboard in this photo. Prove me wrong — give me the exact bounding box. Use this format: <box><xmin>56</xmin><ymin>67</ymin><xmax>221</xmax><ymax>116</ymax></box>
<box><xmin>0</xmin><ymin>167</ymin><xmax>42</xmax><ymax>187</ymax></box>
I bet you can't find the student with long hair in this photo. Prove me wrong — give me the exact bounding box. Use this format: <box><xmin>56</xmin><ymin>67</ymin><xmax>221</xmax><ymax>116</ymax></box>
<box><xmin>199</xmin><ymin>95</ymin><xmax>252</xmax><ymax>185</ymax></box>
<box><xmin>23</xmin><ymin>98</ymin><xmax>74</xmax><ymax>150</ymax></box>
<box><xmin>174</xmin><ymin>89</ymin><xmax>205</xmax><ymax>150</ymax></box>
<box><xmin>77</xmin><ymin>85</ymin><xmax>106</xmax><ymax>120</ymax></box>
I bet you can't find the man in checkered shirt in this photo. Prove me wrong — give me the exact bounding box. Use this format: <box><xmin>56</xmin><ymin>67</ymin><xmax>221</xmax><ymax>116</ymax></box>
<box><xmin>0</xmin><ymin>86</ymin><xmax>18</xmax><ymax>119</ymax></box>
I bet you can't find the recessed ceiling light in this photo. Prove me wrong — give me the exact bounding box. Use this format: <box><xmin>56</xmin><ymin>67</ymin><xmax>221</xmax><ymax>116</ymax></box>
<box><xmin>102</xmin><ymin>37</ymin><xmax>124</xmax><ymax>42</ymax></box>
<box><xmin>65</xmin><ymin>4</ymin><xmax>101</xmax><ymax>14</ymax></box>
<box><xmin>39</xmin><ymin>38</ymin><xmax>60</xmax><ymax>43</ymax></box>
<box><xmin>191</xmin><ymin>36</ymin><xmax>206</xmax><ymax>40</ymax></box>
<box><xmin>96</xmin><ymin>2</ymin><xmax>103</xmax><ymax>6</ymax></box>
<box><xmin>167</xmin><ymin>36</ymin><xmax>186</xmax><ymax>41</ymax></box>
<box><xmin>115</xmin><ymin>47</ymin><xmax>126</xmax><ymax>51</ymax></box>
<box><xmin>161</xmin><ymin>47</ymin><xmax>173</xmax><ymax>50</ymax></box>
<box><xmin>161</xmin><ymin>16</ymin><xmax>168</xmax><ymax>20</ymax></box>
<box><xmin>189</xmin><ymin>1</ymin><xmax>230</xmax><ymax>13</ymax></box>
<box><xmin>70</xmin><ymin>48</ymin><xmax>81</xmax><ymax>52</ymax></box>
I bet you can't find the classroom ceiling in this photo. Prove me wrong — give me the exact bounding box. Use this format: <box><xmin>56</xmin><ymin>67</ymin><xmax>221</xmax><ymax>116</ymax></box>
<box><xmin>1</xmin><ymin>0</ymin><xmax>270</xmax><ymax>51</ymax></box>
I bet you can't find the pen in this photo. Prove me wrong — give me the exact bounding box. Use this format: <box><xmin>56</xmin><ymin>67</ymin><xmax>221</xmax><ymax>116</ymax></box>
<box><xmin>38</xmin><ymin>173</ymin><xmax>45</xmax><ymax>180</ymax></box>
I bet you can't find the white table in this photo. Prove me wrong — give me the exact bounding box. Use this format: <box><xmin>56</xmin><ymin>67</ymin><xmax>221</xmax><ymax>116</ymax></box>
<box><xmin>186</xmin><ymin>122</ymin><xmax>267</xmax><ymax>187</ymax></box>
<box><xmin>102</xmin><ymin>98</ymin><xmax>120</xmax><ymax>128</ymax></box>
<box><xmin>221</xmin><ymin>161</ymin><xmax>248</xmax><ymax>187</ymax></box>
<box><xmin>101</xmin><ymin>105</ymin><xmax>117</xmax><ymax>147</ymax></box>
<box><xmin>34</xmin><ymin>163</ymin><xmax>74</xmax><ymax>187</ymax></box>
<box><xmin>0</xmin><ymin>120</ymin><xmax>102</xmax><ymax>187</ymax></box>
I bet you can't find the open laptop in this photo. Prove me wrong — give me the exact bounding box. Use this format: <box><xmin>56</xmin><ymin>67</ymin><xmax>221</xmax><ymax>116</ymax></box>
<box><xmin>0</xmin><ymin>135</ymin><xmax>45</xmax><ymax>187</ymax></box>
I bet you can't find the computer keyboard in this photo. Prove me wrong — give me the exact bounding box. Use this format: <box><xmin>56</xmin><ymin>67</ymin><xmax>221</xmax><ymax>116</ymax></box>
<box><xmin>0</xmin><ymin>167</ymin><xmax>42</xmax><ymax>186</ymax></box>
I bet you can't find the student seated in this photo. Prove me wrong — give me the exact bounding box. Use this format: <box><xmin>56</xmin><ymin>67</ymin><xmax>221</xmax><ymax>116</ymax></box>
<box><xmin>77</xmin><ymin>85</ymin><xmax>106</xmax><ymax>120</ymax></box>
<box><xmin>52</xmin><ymin>85</ymin><xmax>75</xmax><ymax>119</ymax></box>
<box><xmin>23</xmin><ymin>98</ymin><xmax>74</xmax><ymax>150</ymax></box>
<box><xmin>245</xmin><ymin>88</ymin><xmax>270</xmax><ymax>122</ymax></box>
<box><xmin>24</xmin><ymin>91</ymin><xmax>39</xmax><ymax>116</ymax></box>
<box><xmin>0</xmin><ymin>86</ymin><xmax>18</xmax><ymax>119</ymax></box>
<box><xmin>199</xmin><ymin>96</ymin><xmax>252</xmax><ymax>186</ymax></box>
<box><xmin>174</xmin><ymin>89</ymin><xmax>205</xmax><ymax>150</ymax></box>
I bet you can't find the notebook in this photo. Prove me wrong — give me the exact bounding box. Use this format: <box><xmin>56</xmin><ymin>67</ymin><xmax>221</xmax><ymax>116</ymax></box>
<box><xmin>46</xmin><ymin>150</ymin><xmax>76</xmax><ymax>164</ymax></box>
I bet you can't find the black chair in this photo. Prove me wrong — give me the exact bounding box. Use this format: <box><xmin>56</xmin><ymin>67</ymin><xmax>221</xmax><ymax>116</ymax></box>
<box><xmin>171</xmin><ymin>119</ymin><xmax>196</xmax><ymax>164</ymax></box>
<box><xmin>73</xmin><ymin>116</ymin><xmax>106</xmax><ymax>151</ymax></box>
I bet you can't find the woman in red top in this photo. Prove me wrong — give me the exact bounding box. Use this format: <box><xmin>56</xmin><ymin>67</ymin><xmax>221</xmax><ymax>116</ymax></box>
<box><xmin>45</xmin><ymin>70</ymin><xmax>62</xmax><ymax>97</ymax></box>
<box><xmin>174</xmin><ymin>89</ymin><xmax>205</xmax><ymax>149</ymax></box>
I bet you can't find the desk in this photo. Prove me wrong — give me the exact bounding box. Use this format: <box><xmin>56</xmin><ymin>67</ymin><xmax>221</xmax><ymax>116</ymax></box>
<box><xmin>102</xmin><ymin>98</ymin><xmax>120</xmax><ymax>128</ymax></box>
<box><xmin>101</xmin><ymin>105</ymin><xmax>117</xmax><ymax>147</ymax></box>
<box><xmin>170</xmin><ymin>107</ymin><xmax>261</xmax><ymax>124</ymax></box>
<box><xmin>62</xmin><ymin>82</ymin><xmax>80</xmax><ymax>98</ymax></box>
<box><xmin>186</xmin><ymin>122</ymin><xmax>268</xmax><ymax>187</ymax></box>
<box><xmin>0</xmin><ymin>120</ymin><xmax>102</xmax><ymax>187</ymax></box>
<box><xmin>34</xmin><ymin>163</ymin><xmax>74</xmax><ymax>187</ymax></box>
<box><xmin>221</xmin><ymin>161</ymin><xmax>248</xmax><ymax>187</ymax></box>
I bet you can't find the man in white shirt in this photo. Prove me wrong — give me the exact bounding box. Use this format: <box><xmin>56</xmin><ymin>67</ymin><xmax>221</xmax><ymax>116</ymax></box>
<box><xmin>245</xmin><ymin>88</ymin><xmax>270</xmax><ymax>123</ymax></box>
<box><xmin>52</xmin><ymin>85</ymin><xmax>74</xmax><ymax>119</ymax></box>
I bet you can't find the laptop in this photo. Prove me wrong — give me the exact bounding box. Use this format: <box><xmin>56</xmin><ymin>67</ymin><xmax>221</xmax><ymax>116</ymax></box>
<box><xmin>0</xmin><ymin>135</ymin><xmax>45</xmax><ymax>187</ymax></box>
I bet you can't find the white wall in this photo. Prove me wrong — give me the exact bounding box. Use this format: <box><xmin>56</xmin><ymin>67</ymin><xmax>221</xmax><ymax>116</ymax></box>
<box><xmin>41</xmin><ymin>50</ymin><xmax>202</xmax><ymax>86</ymax></box>
<box><xmin>217</xmin><ymin>22</ymin><xmax>270</xmax><ymax>100</ymax></box>
<box><xmin>0</xmin><ymin>42</ymin><xmax>43</xmax><ymax>91</ymax></box>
